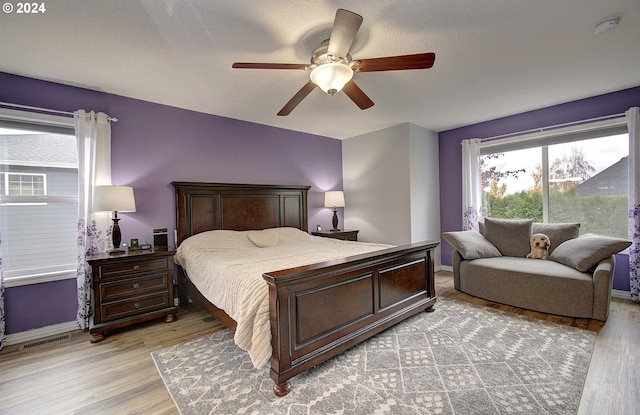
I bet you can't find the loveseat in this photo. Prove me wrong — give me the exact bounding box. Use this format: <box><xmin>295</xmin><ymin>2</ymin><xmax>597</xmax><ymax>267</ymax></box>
<box><xmin>443</xmin><ymin>218</ymin><xmax>632</xmax><ymax>321</ymax></box>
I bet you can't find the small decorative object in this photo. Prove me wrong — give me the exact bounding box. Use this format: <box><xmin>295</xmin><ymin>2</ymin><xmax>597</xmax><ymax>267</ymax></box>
<box><xmin>93</xmin><ymin>185</ymin><xmax>137</xmax><ymax>254</ymax></box>
<box><xmin>324</xmin><ymin>190</ymin><xmax>345</xmax><ymax>231</ymax></box>
<box><xmin>129</xmin><ymin>238</ymin><xmax>152</xmax><ymax>251</ymax></box>
<box><xmin>153</xmin><ymin>228</ymin><xmax>168</xmax><ymax>248</ymax></box>
<box><xmin>316</xmin><ymin>225</ymin><xmax>322</xmax><ymax>231</ymax></box>
<box><xmin>526</xmin><ymin>233</ymin><xmax>551</xmax><ymax>260</ymax></box>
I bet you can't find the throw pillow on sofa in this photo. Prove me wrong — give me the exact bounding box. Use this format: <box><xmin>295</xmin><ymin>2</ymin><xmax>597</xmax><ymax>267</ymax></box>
<box><xmin>549</xmin><ymin>233</ymin><xmax>632</xmax><ymax>272</ymax></box>
<box><xmin>483</xmin><ymin>218</ymin><xmax>533</xmax><ymax>257</ymax></box>
<box><xmin>442</xmin><ymin>231</ymin><xmax>502</xmax><ymax>259</ymax></box>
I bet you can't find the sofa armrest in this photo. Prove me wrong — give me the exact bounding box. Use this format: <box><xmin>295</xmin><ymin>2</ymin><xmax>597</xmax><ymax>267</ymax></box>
<box><xmin>452</xmin><ymin>250</ymin><xmax>463</xmax><ymax>291</ymax></box>
<box><xmin>592</xmin><ymin>255</ymin><xmax>615</xmax><ymax>321</ymax></box>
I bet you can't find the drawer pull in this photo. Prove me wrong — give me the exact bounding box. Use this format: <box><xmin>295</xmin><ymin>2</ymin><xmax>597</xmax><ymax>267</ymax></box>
<box><xmin>134</xmin><ymin>302</ymin><xmax>141</xmax><ymax>309</ymax></box>
<box><xmin>133</xmin><ymin>265</ymin><xmax>140</xmax><ymax>271</ymax></box>
<box><xmin>132</xmin><ymin>283</ymin><xmax>140</xmax><ymax>289</ymax></box>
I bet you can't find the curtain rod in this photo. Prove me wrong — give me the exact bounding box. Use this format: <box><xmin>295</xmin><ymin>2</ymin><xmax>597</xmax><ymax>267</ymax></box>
<box><xmin>0</xmin><ymin>102</ymin><xmax>118</xmax><ymax>122</ymax></box>
<box><xmin>481</xmin><ymin>112</ymin><xmax>625</xmax><ymax>142</ymax></box>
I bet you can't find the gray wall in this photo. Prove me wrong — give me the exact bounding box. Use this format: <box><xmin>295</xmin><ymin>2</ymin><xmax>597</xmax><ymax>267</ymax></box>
<box><xmin>342</xmin><ymin>123</ymin><xmax>441</xmax><ymax>263</ymax></box>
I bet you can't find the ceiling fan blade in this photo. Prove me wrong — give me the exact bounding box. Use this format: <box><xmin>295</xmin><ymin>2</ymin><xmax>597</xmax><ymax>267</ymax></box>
<box><xmin>277</xmin><ymin>81</ymin><xmax>317</xmax><ymax>116</ymax></box>
<box><xmin>232</xmin><ymin>62</ymin><xmax>308</xmax><ymax>70</ymax></box>
<box><xmin>352</xmin><ymin>53</ymin><xmax>436</xmax><ymax>72</ymax></box>
<box><xmin>327</xmin><ymin>9</ymin><xmax>363</xmax><ymax>58</ymax></box>
<box><xmin>342</xmin><ymin>80</ymin><xmax>374</xmax><ymax>110</ymax></box>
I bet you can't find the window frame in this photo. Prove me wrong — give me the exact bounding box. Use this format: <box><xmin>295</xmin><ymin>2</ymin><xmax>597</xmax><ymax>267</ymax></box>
<box><xmin>0</xmin><ymin>108</ymin><xmax>77</xmax><ymax>288</ymax></box>
<box><xmin>479</xmin><ymin>115</ymin><xmax>628</xmax><ymax>225</ymax></box>
<box><xmin>4</xmin><ymin>172</ymin><xmax>47</xmax><ymax>197</ymax></box>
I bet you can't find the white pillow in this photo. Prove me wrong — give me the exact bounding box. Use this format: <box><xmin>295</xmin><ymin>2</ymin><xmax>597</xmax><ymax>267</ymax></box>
<box><xmin>247</xmin><ymin>229</ymin><xmax>279</xmax><ymax>247</ymax></box>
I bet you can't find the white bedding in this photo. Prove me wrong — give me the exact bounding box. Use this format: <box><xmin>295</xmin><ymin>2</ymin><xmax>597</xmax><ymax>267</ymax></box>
<box><xmin>174</xmin><ymin>227</ymin><xmax>391</xmax><ymax>369</ymax></box>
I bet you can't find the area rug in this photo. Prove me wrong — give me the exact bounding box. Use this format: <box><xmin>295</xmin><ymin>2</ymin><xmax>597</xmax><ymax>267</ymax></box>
<box><xmin>151</xmin><ymin>298</ymin><xmax>595</xmax><ymax>415</ymax></box>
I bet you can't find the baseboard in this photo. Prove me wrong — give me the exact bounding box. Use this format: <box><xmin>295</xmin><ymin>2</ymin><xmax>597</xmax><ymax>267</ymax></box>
<box><xmin>611</xmin><ymin>289</ymin><xmax>631</xmax><ymax>300</ymax></box>
<box><xmin>438</xmin><ymin>265</ymin><xmax>453</xmax><ymax>272</ymax></box>
<box><xmin>4</xmin><ymin>321</ymin><xmax>79</xmax><ymax>346</ymax></box>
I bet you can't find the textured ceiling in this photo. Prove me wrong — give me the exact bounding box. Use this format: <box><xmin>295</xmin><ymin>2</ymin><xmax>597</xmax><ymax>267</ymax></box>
<box><xmin>1</xmin><ymin>0</ymin><xmax>639</xmax><ymax>139</ymax></box>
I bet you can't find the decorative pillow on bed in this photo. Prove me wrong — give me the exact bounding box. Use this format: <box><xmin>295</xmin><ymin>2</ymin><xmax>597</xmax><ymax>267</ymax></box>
<box><xmin>483</xmin><ymin>218</ymin><xmax>533</xmax><ymax>257</ymax></box>
<box><xmin>532</xmin><ymin>222</ymin><xmax>581</xmax><ymax>255</ymax></box>
<box><xmin>549</xmin><ymin>233</ymin><xmax>632</xmax><ymax>272</ymax></box>
<box><xmin>247</xmin><ymin>229</ymin><xmax>279</xmax><ymax>247</ymax></box>
<box><xmin>442</xmin><ymin>231</ymin><xmax>502</xmax><ymax>259</ymax></box>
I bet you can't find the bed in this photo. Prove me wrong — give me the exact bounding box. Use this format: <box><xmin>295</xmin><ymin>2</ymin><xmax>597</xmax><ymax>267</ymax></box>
<box><xmin>172</xmin><ymin>182</ymin><xmax>439</xmax><ymax>396</ymax></box>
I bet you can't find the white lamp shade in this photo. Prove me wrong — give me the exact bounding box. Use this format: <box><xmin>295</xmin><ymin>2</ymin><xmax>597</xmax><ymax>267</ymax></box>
<box><xmin>93</xmin><ymin>185</ymin><xmax>137</xmax><ymax>212</ymax></box>
<box><xmin>310</xmin><ymin>63</ymin><xmax>354</xmax><ymax>94</ymax></box>
<box><xmin>324</xmin><ymin>191</ymin><xmax>345</xmax><ymax>208</ymax></box>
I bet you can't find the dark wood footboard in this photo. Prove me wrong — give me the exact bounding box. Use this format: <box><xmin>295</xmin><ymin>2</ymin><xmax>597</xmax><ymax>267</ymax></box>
<box><xmin>263</xmin><ymin>240</ymin><xmax>438</xmax><ymax>395</ymax></box>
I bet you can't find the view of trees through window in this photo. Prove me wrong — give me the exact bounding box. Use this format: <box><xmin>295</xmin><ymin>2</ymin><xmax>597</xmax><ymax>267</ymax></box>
<box><xmin>481</xmin><ymin>134</ymin><xmax>629</xmax><ymax>238</ymax></box>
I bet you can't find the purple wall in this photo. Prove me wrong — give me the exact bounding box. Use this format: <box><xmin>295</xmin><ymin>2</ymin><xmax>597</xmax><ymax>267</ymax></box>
<box><xmin>1</xmin><ymin>72</ymin><xmax>343</xmax><ymax>333</ymax></box>
<box><xmin>438</xmin><ymin>85</ymin><xmax>640</xmax><ymax>291</ymax></box>
<box><xmin>4</xmin><ymin>280</ymin><xmax>78</xmax><ymax>334</ymax></box>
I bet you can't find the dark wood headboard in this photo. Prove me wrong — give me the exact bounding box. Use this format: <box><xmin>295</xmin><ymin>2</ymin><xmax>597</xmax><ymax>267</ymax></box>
<box><xmin>172</xmin><ymin>182</ymin><xmax>310</xmax><ymax>245</ymax></box>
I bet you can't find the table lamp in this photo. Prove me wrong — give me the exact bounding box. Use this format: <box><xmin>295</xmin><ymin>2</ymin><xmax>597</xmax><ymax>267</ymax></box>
<box><xmin>93</xmin><ymin>185</ymin><xmax>136</xmax><ymax>254</ymax></box>
<box><xmin>324</xmin><ymin>190</ymin><xmax>345</xmax><ymax>231</ymax></box>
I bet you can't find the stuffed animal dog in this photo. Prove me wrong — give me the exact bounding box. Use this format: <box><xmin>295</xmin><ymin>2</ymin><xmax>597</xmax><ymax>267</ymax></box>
<box><xmin>527</xmin><ymin>233</ymin><xmax>551</xmax><ymax>259</ymax></box>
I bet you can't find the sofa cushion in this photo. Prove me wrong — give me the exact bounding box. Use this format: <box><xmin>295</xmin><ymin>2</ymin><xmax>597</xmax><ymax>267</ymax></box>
<box><xmin>532</xmin><ymin>222</ymin><xmax>580</xmax><ymax>255</ymax></box>
<box><xmin>550</xmin><ymin>233</ymin><xmax>632</xmax><ymax>272</ymax></box>
<box><xmin>483</xmin><ymin>218</ymin><xmax>533</xmax><ymax>257</ymax></box>
<box><xmin>459</xmin><ymin>257</ymin><xmax>594</xmax><ymax>318</ymax></box>
<box><xmin>442</xmin><ymin>231</ymin><xmax>502</xmax><ymax>259</ymax></box>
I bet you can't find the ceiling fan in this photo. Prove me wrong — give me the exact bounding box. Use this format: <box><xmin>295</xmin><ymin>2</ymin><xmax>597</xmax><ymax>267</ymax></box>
<box><xmin>232</xmin><ymin>9</ymin><xmax>436</xmax><ymax>116</ymax></box>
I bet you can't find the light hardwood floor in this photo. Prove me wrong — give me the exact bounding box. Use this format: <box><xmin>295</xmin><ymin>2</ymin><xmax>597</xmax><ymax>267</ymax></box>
<box><xmin>0</xmin><ymin>272</ymin><xmax>637</xmax><ymax>415</ymax></box>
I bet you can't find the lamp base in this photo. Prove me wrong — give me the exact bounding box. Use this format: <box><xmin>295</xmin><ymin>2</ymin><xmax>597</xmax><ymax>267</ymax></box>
<box><xmin>331</xmin><ymin>208</ymin><xmax>339</xmax><ymax>230</ymax></box>
<box><xmin>111</xmin><ymin>216</ymin><xmax>123</xmax><ymax>254</ymax></box>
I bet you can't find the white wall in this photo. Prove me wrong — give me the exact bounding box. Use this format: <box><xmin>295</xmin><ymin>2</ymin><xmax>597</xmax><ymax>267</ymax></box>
<box><xmin>342</xmin><ymin>123</ymin><xmax>441</xmax><ymax>264</ymax></box>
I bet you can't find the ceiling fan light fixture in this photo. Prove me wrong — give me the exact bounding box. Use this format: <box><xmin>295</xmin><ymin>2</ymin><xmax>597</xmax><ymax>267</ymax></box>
<box><xmin>310</xmin><ymin>62</ymin><xmax>354</xmax><ymax>95</ymax></box>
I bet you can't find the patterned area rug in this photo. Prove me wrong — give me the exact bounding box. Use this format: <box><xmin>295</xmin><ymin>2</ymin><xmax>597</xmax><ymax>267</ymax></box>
<box><xmin>152</xmin><ymin>298</ymin><xmax>595</xmax><ymax>415</ymax></box>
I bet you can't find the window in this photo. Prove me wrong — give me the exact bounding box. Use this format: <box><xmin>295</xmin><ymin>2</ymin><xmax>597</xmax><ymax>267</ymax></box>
<box><xmin>3</xmin><ymin>173</ymin><xmax>47</xmax><ymax>196</ymax></box>
<box><xmin>480</xmin><ymin>118</ymin><xmax>629</xmax><ymax>238</ymax></box>
<box><xmin>0</xmin><ymin>112</ymin><xmax>77</xmax><ymax>286</ymax></box>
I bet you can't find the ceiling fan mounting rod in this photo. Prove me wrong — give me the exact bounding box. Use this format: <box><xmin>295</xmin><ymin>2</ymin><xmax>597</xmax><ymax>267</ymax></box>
<box><xmin>311</xmin><ymin>39</ymin><xmax>352</xmax><ymax>66</ymax></box>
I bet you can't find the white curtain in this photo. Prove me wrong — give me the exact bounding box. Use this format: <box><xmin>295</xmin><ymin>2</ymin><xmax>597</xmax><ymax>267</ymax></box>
<box><xmin>75</xmin><ymin>110</ymin><xmax>112</xmax><ymax>329</ymax></box>
<box><xmin>461</xmin><ymin>138</ymin><xmax>483</xmax><ymax>231</ymax></box>
<box><xmin>627</xmin><ymin>107</ymin><xmax>640</xmax><ymax>301</ymax></box>
<box><xmin>0</xmin><ymin>232</ymin><xmax>4</xmax><ymax>350</ymax></box>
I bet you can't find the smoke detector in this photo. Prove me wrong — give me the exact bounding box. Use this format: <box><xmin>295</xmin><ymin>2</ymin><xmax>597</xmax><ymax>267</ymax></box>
<box><xmin>594</xmin><ymin>16</ymin><xmax>620</xmax><ymax>35</ymax></box>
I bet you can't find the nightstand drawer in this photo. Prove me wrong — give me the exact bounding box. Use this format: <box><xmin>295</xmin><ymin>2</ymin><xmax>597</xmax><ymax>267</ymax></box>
<box><xmin>101</xmin><ymin>292</ymin><xmax>170</xmax><ymax>322</ymax></box>
<box><xmin>98</xmin><ymin>257</ymin><xmax>170</xmax><ymax>280</ymax></box>
<box><xmin>100</xmin><ymin>274</ymin><xmax>169</xmax><ymax>302</ymax></box>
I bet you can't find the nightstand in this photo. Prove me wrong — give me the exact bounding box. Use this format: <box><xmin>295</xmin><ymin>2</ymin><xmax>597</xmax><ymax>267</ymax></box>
<box><xmin>311</xmin><ymin>229</ymin><xmax>359</xmax><ymax>241</ymax></box>
<box><xmin>87</xmin><ymin>248</ymin><xmax>178</xmax><ymax>343</ymax></box>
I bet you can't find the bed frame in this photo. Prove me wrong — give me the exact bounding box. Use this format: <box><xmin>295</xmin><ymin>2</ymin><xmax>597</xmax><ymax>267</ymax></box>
<box><xmin>172</xmin><ymin>181</ymin><xmax>438</xmax><ymax>396</ymax></box>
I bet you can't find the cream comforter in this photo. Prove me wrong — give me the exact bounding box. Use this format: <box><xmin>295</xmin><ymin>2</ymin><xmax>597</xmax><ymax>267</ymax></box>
<box><xmin>174</xmin><ymin>227</ymin><xmax>391</xmax><ymax>369</ymax></box>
